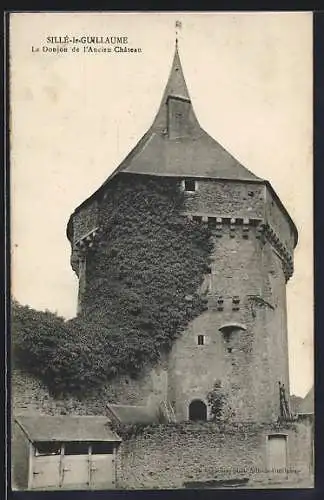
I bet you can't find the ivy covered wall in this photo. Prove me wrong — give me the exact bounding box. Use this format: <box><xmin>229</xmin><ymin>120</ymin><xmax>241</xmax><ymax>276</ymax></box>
<box><xmin>13</xmin><ymin>174</ymin><xmax>213</xmax><ymax>397</ymax></box>
<box><xmin>78</xmin><ymin>174</ymin><xmax>213</xmax><ymax>380</ymax></box>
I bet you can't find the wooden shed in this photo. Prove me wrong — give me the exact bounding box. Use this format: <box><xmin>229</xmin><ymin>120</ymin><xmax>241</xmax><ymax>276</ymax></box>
<box><xmin>12</xmin><ymin>415</ymin><xmax>121</xmax><ymax>490</ymax></box>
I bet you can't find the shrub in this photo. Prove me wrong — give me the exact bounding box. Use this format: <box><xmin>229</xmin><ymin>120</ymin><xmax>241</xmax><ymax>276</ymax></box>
<box><xmin>207</xmin><ymin>380</ymin><xmax>235</xmax><ymax>422</ymax></box>
<box><xmin>11</xmin><ymin>301</ymin><xmax>114</xmax><ymax>395</ymax></box>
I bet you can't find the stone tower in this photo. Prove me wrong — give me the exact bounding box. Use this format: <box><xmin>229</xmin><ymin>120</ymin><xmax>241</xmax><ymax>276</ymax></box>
<box><xmin>67</xmin><ymin>45</ymin><xmax>297</xmax><ymax>424</ymax></box>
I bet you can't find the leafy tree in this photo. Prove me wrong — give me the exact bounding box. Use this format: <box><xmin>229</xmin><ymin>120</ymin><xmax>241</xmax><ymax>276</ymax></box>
<box><xmin>11</xmin><ymin>301</ymin><xmax>111</xmax><ymax>395</ymax></box>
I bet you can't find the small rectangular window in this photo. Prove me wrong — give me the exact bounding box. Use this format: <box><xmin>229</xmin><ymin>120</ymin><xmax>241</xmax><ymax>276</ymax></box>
<box><xmin>208</xmin><ymin>217</ymin><xmax>216</xmax><ymax>228</ymax></box>
<box><xmin>34</xmin><ymin>442</ymin><xmax>61</xmax><ymax>456</ymax></box>
<box><xmin>91</xmin><ymin>442</ymin><xmax>114</xmax><ymax>455</ymax></box>
<box><xmin>197</xmin><ymin>334</ymin><xmax>205</xmax><ymax>345</ymax></box>
<box><xmin>64</xmin><ymin>442</ymin><xmax>90</xmax><ymax>455</ymax></box>
<box><xmin>192</xmin><ymin>216</ymin><xmax>202</xmax><ymax>223</ymax></box>
<box><xmin>184</xmin><ymin>179</ymin><xmax>196</xmax><ymax>192</ymax></box>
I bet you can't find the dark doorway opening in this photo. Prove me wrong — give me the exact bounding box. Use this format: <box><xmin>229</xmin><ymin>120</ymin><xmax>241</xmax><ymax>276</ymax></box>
<box><xmin>189</xmin><ymin>399</ymin><xmax>207</xmax><ymax>421</ymax></box>
<box><xmin>184</xmin><ymin>179</ymin><xmax>196</xmax><ymax>192</ymax></box>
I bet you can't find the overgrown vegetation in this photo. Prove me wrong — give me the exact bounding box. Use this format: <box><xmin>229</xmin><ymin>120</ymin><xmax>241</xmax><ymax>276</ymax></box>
<box><xmin>207</xmin><ymin>380</ymin><xmax>235</xmax><ymax>422</ymax></box>
<box><xmin>12</xmin><ymin>300</ymin><xmax>119</xmax><ymax>396</ymax></box>
<box><xmin>12</xmin><ymin>174</ymin><xmax>213</xmax><ymax>395</ymax></box>
<box><xmin>110</xmin><ymin>419</ymin><xmax>298</xmax><ymax>441</ymax></box>
<box><xmin>82</xmin><ymin>176</ymin><xmax>213</xmax><ymax>371</ymax></box>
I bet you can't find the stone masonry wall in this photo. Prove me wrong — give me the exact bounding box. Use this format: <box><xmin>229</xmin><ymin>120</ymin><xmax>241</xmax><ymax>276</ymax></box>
<box><xmin>167</xmin><ymin>221</ymin><xmax>290</xmax><ymax>423</ymax></box>
<box><xmin>260</xmin><ymin>243</ymin><xmax>290</xmax><ymax>403</ymax></box>
<box><xmin>12</xmin><ymin>365</ymin><xmax>167</xmax><ymax>418</ymax></box>
<box><xmin>181</xmin><ymin>178</ymin><xmax>295</xmax><ymax>254</ymax></box>
<box><xmin>182</xmin><ymin>179</ymin><xmax>265</xmax><ymax>219</ymax></box>
<box><xmin>116</xmin><ymin>421</ymin><xmax>313</xmax><ymax>489</ymax></box>
<box><xmin>265</xmin><ymin>187</ymin><xmax>296</xmax><ymax>253</ymax></box>
<box><xmin>12</xmin><ymin>369</ymin><xmax>112</xmax><ymax>416</ymax></box>
<box><xmin>72</xmin><ymin>201</ymin><xmax>99</xmax><ymax>244</ymax></box>
<box><xmin>67</xmin><ymin>174</ymin><xmax>294</xmax><ymax>423</ymax></box>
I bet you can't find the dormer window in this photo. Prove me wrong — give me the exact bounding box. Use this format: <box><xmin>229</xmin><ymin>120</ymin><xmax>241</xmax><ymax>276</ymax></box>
<box><xmin>184</xmin><ymin>179</ymin><xmax>197</xmax><ymax>192</ymax></box>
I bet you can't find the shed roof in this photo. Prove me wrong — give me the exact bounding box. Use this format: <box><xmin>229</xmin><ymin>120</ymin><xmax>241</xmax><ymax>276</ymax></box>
<box><xmin>106</xmin><ymin>404</ymin><xmax>158</xmax><ymax>425</ymax></box>
<box><xmin>15</xmin><ymin>415</ymin><xmax>121</xmax><ymax>443</ymax></box>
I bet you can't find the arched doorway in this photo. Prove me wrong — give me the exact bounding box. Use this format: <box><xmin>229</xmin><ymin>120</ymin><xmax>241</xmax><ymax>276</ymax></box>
<box><xmin>189</xmin><ymin>399</ymin><xmax>207</xmax><ymax>421</ymax></box>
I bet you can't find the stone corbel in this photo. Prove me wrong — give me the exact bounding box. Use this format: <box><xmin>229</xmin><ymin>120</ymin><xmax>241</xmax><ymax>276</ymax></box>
<box><xmin>230</xmin><ymin>218</ymin><xmax>236</xmax><ymax>238</ymax></box>
<box><xmin>256</xmin><ymin>222</ymin><xmax>266</xmax><ymax>242</ymax></box>
<box><xmin>232</xmin><ymin>296</ymin><xmax>240</xmax><ymax>311</ymax></box>
<box><xmin>217</xmin><ymin>296</ymin><xmax>224</xmax><ymax>311</ymax></box>
<box><xmin>242</xmin><ymin>218</ymin><xmax>249</xmax><ymax>239</ymax></box>
<box><xmin>75</xmin><ymin>226</ymin><xmax>101</xmax><ymax>252</ymax></box>
<box><xmin>216</xmin><ymin>217</ymin><xmax>223</xmax><ymax>237</ymax></box>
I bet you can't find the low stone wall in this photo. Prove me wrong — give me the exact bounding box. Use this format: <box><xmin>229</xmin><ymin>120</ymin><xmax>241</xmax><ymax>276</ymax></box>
<box><xmin>11</xmin><ymin>370</ymin><xmax>313</xmax><ymax>490</ymax></box>
<box><xmin>116</xmin><ymin>421</ymin><xmax>313</xmax><ymax>489</ymax></box>
<box><xmin>12</xmin><ymin>365</ymin><xmax>167</xmax><ymax>417</ymax></box>
<box><xmin>12</xmin><ymin>369</ymin><xmax>113</xmax><ymax>416</ymax></box>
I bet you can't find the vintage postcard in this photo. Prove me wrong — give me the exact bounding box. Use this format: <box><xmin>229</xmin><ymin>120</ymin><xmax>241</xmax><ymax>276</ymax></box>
<box><xmin>9</xmin><ymin>11</ymin><xmax>313</xmax><ymax>490</ymax></box>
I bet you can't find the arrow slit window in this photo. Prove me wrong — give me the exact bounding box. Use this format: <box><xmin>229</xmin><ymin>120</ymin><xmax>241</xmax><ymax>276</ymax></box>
<box><xmin>197</xmin><ymin>334</ymin><xmax>205</xmax><ymax>345</ymax></box>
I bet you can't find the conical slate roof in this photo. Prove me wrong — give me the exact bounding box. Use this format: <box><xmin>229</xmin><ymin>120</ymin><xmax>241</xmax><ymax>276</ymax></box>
<box><xmin>105</xmin><ymin>45</ymin><xmax>262</xmax><ymax>184</ymax></box>
<box><xmin>67</xmin><ymin>44</ymin><xmax>298</xmax><ymax>248</ymax></box>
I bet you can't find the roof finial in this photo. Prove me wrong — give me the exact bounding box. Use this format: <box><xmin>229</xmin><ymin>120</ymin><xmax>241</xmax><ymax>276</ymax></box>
<box><xmin>175</xmin><ymin>20</ymin><xmax>182</xmax><ymax>48</ymax></box>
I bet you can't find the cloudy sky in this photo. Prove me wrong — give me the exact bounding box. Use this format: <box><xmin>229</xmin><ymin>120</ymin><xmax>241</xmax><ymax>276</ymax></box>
<box><xmin>10</xmin><ymin>12</ymin><xmax>313</xmax><ymax>397</ymax></box>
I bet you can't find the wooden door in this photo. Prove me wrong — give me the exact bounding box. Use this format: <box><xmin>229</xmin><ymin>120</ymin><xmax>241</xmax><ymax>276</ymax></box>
<box><xmin>90</xmin><ymin>454</ymin><xmax>115</xmax><ymax>489</ymax></box>
<box><xmin>31</xmin><ymin>456</ymin><xmax>60</xmax><ymax>489</ymax></box>
<box><xmin>60</xmin><ymin>442</ymin><xmax>90</xmax><ymax>489</ymax></box>
<box><xmin>267</xmin><ymin>435</ymin><xmax>287</xmax><ymax>472</ymax></box>
<box><xmin>61</xmin><ymin>454</ymin><xmax>89</xmax><ymax>489</ymax></box>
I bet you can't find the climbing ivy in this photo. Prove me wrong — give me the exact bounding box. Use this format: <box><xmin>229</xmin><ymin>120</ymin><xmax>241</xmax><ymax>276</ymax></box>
<box><xmin>81</xmin><ymin>175</ymin><xmax>213</xmax><ymax>377</ymax></box>
<box><xmin>206</xmin><ymin>380</ymin><xmax>236</xmax><ymax>423</ymax></box>
<box><xmin>12</xmin><ymin>174</ymin><xmax>214</xmax><ymax>395</ymax></box>
<box><xmin>110</xmin><ymin>419</ymin><xmax>298</xmax><ymax>442</ymax></box>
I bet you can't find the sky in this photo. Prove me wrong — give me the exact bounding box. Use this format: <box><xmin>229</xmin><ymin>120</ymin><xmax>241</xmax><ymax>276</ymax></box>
<box><xmin>10</xmin><ymin>12</ymin><xmax>313</xmax><ymax>397</ymax></box>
